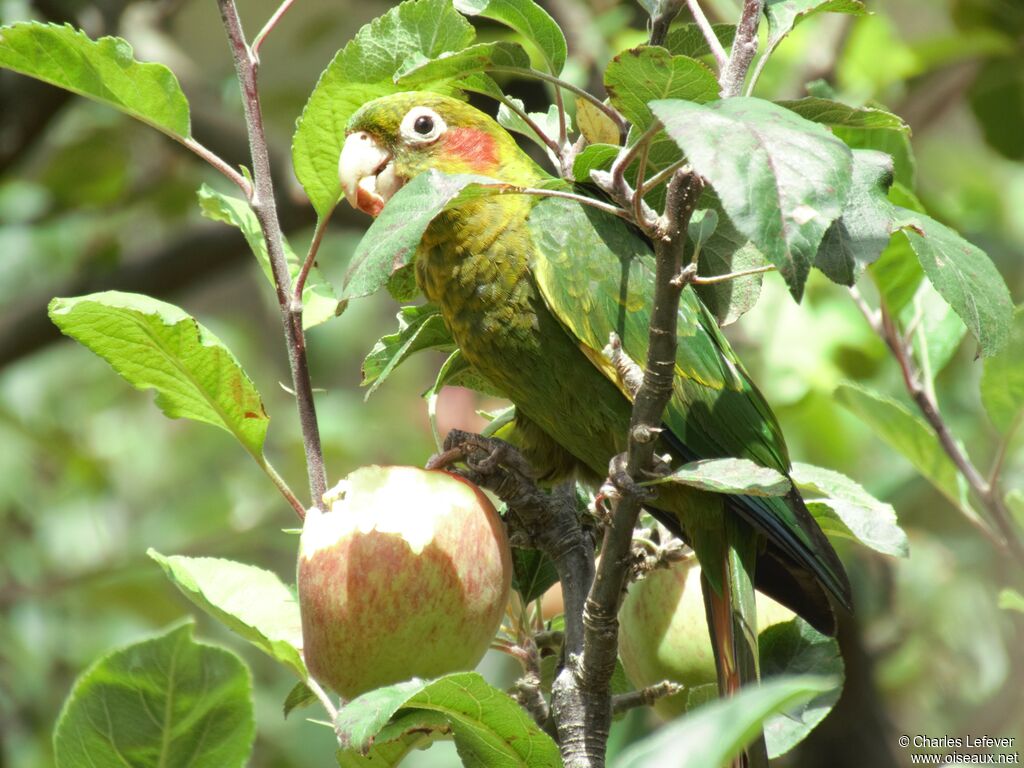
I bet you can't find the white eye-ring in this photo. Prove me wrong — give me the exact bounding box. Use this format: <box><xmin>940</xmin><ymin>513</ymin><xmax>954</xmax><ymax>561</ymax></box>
<box><xmin>400</xmin><ymin>106</ymin><xmax>446</xmax><ymax>145</ymax></box>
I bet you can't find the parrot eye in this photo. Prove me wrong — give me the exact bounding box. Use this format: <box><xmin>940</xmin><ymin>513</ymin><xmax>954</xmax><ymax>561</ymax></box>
<box><xmin>400</xmin><ymin>107</ymin><xmax>446</xmax><ymax>145</ymax></box>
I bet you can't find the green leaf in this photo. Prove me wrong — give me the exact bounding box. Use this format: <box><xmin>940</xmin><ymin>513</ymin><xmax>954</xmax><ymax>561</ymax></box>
<box><xmin>869</xmin><ymin>230</ymin><xmax>923</xmax><ymax>315</ymax></box>
<box><xmin>362</xmin><ymin>304</ymin><xmax>454</xmax><ymax>398</ymax></box>
<box><xmin>834</xmin><ymin>122</ymin><xmax>916</xmax><ymax>190</ymax></box>
<box><xmin>197</xmin><ymin>186</ymin><xmax>341</xmax><ymax>329</ymax></box>
<box><xmin>895</xmin><ymin>208</ymin><xmax>1014</xmax><ymax>356</ymax></box>
<box><xmin>692</xmin><ymin>195</ymin><xmax>769</xmax><ymax>326</ymax></box>
<box><xmin>148</xmin><ymin>550</ymin><xmax>306</xmax><ymax>679</ymax></box>
<box><xmin>998</xmin><ymin>588</ymin><xmax>1024</xmax><ymax>614</ymax></box>
<box><xmin>605</xmin><ymin>47</ymin><xmax>718</xmax><ymax>130</ymax></box>
<box><xmin>904</xmin><ymin>279</ymin><xmax>968</xmax><ymax>382</ymax></box>
<box><xmin>652</xmin><ymin>458</ymin><xmax>792</xmax><ymax>497</ymax></box>
<box><xmin>777</xmin><ymin>97</ymin><xmax>910</xmax><ymax>134</ymax></box>
<box><xmin>616</xmin><ymin>676</ymin><xmax>834</xmax><ymax>768</ymax></box>
<box><xmin>785</xmin><ymin>96</ymin><xmax>914</xmax><ymax>199</ymax></box>
<box><xmin>980</xmin><ymin>306</ymin><xmax>1024</xmax><ymax>431</ymax></box>
<box><xmin>337</xmin><ymin>712</ymin><xmax>447</xmax><ymax>767</ymax></box>
<box><xmin>760</xmin><ymin>620</ymin><xmax>844</xmax><ymax>758</ymax></box>
<box><xmin>283</xmin><ymin>681</ymin><xmax>317</xmax><ymax>719</ymax></box>
<box><xmin>572</xmin><ymin>143</ymin><xmax>619</xmax><ymax>181</ymax></box>
<box><xmin>48</xmin><ymin>292</ymin><xmax>268</xmax><ymax>459</ymax></box>
<box><xmin>511</xmin><ymin>548</ymin><xmax>559</xmax><ymax>604</ymax></box>
<box><xmin>792</xmin><ymin>463</ymin><xmax>908</xmax><ymax>557</ymax></box>
<box><xmin>813</xmin><ymin>149</ymin><xmax>896</xmax><ymax>285</ymax></box>
<box><xmin>834</xmin><ymin>383</ymin><xmax>970</xmax><ymax>512</ymax></box>
<box><xmin>54</xmin><ymin>622</ymin><xmax>253</xmax><ymax>768</ymax></box>
<box><xmin>764</xmin><ymin>0</ymin><xmax>867</xmax><ymax>51</ymax></box>
<box><xmin>0</xmin><ymin>22</ymin><xmax>190</xmax><ymax>139</ymax></box>
<box><xmin>341</xmin><ymin>172</ymin><xmax>498</xmax><ymax>301</ymax></box>
<box><xmin>335</xmin><ymin>672</ymin><xmax>561</xmax><ymax>767</ymax></box>
<box><xmin>430</xmin><ymin>349</ymin><xmax>506</xmax><ymax>398</ymax></box>
<box><xmin>395</xmin><ymin>41</ymin><xmax>531</xmax><ymax>85</ymax></box>
<box><xmin>453</xmin><ymin>0</ymin><xmax>567</xmax><ymax>75</ymax></box>
<box><xmin>292</xmin><ymin>0</ymin><xmax>476</xmax><ymax>216</ymax></box>
<box><xmin>652</xmin><ymin>97</ymin><xmax>853</xmax><ymax>300</ymax></box>
<box><xmin>664</xmin><ymin>23</ymin><xmax>736</xmax><ymax>59</ymax></box>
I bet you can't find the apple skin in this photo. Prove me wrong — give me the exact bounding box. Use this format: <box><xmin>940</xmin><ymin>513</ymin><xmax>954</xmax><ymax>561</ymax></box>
<box><xmin>618</xmin><ymin>557</ymin><xmax>793</xmax><ymax>719</ymax></box>
<box><xmin>298</xmin><ymin>465</ymin><xmax>512</xmax><ymax>699</ymax></box>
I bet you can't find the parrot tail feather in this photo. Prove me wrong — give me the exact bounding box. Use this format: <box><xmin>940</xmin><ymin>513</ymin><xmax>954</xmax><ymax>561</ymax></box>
<box><xmin>701</xmin><ymin>523</ymin><xmax>770</xmax><ymax>768</ymax></box>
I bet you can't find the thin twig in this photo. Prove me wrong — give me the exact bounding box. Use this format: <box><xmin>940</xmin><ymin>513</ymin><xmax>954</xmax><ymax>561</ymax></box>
<box><xmin>880</xmin><ymin>305</ymin><xmax>1023</xmax><ymax>559</ymax></box>
<box><xmin>692</xmin><ymin>263</ymin><xmax>776</xmax><ymax>284</ymax></box>
<box><xmin>489</xmin><ymin>66</ymin><xmax>627</xmax><ymax>140</ymax></box>
<box><xmin>554</xmin><ymin>86</ymin><xmax>568</xmax><ymax>151</ymax></box>
<box><xmin>309</xmin><ymin>677</ymin><xmax>338</xmax><ymax>722</ymax></box>
<box><xmin>611</xmin><ymin>681</ymin><xmax>685</xmax><ymax>714</ymax></box>
<box><xmin>719</xmin><ymin>0</ymin><xmax>764</xmax><ymax>98</ymax></box>
<box><xmin>600</xmin><ymin>123</ymin><xmax>662</xmax><ymax>233</ymax></box>
<box><xmin>497</xmin><ymin>95</ymin><xmax>562</xmax><ymax>159</ymax></box>
<box><xmin>261</xmin><ymin>457</ymin><xmax>307</xmax><ymax>519</ymax></box>
<box><xmin>182</xmin><ymin>137</ymin><xmax>252</xmax><ymax>198</ymax></box>
<box><xmin>251</xmin><ymin>0</ymin><xmax>295</xmax><ymax>59</ymax></box>
<box><xmin>484</xmin><ymin>183</ymin><xmax>632</xmax><ymax>222</ymax></box>
<box><xmin>512</xmin><ymin>671</ymin><xmax>551</xmax><ymax>728</ymax></box>
<box><xmin>851</xmin><ymin>287</ymin><xmax>1021</xmax><ymax>558</ymax></box>
<box><xmin>686</xmin><ymin>0</ymin><xmax>728</xmax><ymax>68</ymax></box>
<box><xmin>632</xmin><ymin>141</ymin><xmax>651</xmax><ymax>230</ymax></box>
<box><xmin>644</xmin><ymin>158</ymin><xmax>687</xmax><ymax>192</ymax></box>
<box><xmin>217</xmin><ymin>0</ymin><xmax>328</xmax><ymax>513</ymax></box>
<box><xmin>293</xmin><ymin>209</ymin><xmax>334</xmax><ymax>310</ymax></box>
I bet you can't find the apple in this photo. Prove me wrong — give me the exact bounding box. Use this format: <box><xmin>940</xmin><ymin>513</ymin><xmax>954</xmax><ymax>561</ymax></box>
<box><xmin>298</xmin><ymin>465</ymin><xmax>512</xmax><ymax>698</ymax></box>
<box><xmin>618</xmin><ymin>557</ymin><xmax>793</xmax><ymax>718</ymax></box>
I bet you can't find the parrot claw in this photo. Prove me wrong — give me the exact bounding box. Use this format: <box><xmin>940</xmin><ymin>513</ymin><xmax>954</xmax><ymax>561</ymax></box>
<box><xmin>427</xmin><ymin>429</ymin><xmax>536</xmax><ymax>481</ymax></box>
<box><xmin>641</xmin><ymin>452</ymin><xmax>672</xmax><ymax>480</ymax></box>
<box><xmin>606</xmin><ymin>453</ymin><xmax>656</xmax><ymax>503</ymax></box>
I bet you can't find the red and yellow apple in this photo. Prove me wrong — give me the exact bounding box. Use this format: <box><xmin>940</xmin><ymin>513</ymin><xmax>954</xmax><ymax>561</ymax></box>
<box><xmin>298</xmin><ymin>465</ymin><xmax>512</xmax><ymax>698</ymax></box>
<box><xmin>618</xmin><ymin>557</ymin><xmax>793</xmax><ymax>718</ymax></box>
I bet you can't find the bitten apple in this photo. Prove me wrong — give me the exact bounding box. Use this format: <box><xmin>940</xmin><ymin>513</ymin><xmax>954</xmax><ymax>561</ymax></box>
<box><xmin>298</xmin><ymin>465</ymin><xmax>512</xmax><ymax>698</ymax></box>
<box><xmin>618</xmin><ymin>557</ymin><xmax>793</xmax><ymax>718</ymax></box>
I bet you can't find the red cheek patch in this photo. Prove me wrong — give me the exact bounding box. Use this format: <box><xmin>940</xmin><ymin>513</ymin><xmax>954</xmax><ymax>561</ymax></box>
<box><xmin>442</xmin><ymin>127</ymin><xmax>499</xmax><ymax>171</ymax></box>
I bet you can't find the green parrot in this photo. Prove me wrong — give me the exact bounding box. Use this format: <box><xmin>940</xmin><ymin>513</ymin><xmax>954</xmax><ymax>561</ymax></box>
<box><xmin>338</xmin><ymin>92</ymin><xmax>852</xmax><ymax>704</ymax></box>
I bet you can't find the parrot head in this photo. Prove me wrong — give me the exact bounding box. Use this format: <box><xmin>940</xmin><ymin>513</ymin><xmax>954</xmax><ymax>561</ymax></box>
<box><xmin>339</xmin><ymin>92</ymin><xmax>545</xmax><ymax>216</ymax></box>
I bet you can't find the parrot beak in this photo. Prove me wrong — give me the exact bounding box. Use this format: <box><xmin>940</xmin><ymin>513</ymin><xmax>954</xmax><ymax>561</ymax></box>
<box><xmin>338</xmin><ymin>131</ymin><xmax>403</xmax><ymax>217</ymax></box>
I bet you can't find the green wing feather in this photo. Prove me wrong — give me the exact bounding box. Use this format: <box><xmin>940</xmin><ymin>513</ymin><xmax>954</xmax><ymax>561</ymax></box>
<box><xmin>525</xmin><ymin>195</ymin><xmax>851</xmax><ymax>609</ymax></box>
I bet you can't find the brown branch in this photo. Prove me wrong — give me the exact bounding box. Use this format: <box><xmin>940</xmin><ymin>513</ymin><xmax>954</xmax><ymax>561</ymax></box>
<box><xmin>293</xmin><ymin>208</ymin><xmax>333</xmax><ymax>308</ymax></box>
<box><xmin>879</xmin><ymin>307</ymin><xmax>1024</xmax><ymax>561</ymax></box>
<box><xmin>850</xmin><ymin>288</ymin><xmax>1023</xmax><ymax>561</ymax></box>
<box><xmin>512</xmin><ymin>671</ymin><xmax>551</xmax><ymax>728</ymax></box>
<box><xmin>719</xmin><ymin>0</ymin><xmax>764</xmax><ymax>98</ymax></box>
<box><xmin>611</xmin><ymin>681</ymin><xmax>685</xmax><ymax>715</ymax></box>
<box><xmin>217</xmin><ymin>0</ymin><xmax>326</xmax><ymax>516</ymax></box>
<box><xmin>553</xmin><ymin>170</ymin><xmax>703</xmax><ymax>768</ymax></box>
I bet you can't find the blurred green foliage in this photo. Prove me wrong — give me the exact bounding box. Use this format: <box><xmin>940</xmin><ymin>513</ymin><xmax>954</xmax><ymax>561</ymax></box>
<box><xmin>1</xmin><ymin>0</ymin><xmax>1022</xmax><ymax>765</ymax></box>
